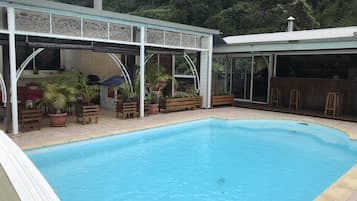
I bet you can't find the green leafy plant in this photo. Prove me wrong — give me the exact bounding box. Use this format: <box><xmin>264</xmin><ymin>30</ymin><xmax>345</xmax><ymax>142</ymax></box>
<box><xmin>77</xmin><ymin>74</ymin><xmax>99</xmax><ymax>105</ymax></box>
<box><xmin>173</xmin><ymin>91</ymin><xmax>188</xmax><ymax>98</ymax></box>
<box><xmin>117</xmin><ymin>82</ymin><xmax>136</xmax><ymax>102</ymax></box>
<box><xmin>38</xmin><ymin>73</ymin><xmax>78</xmax><ymax>114</ymax></box>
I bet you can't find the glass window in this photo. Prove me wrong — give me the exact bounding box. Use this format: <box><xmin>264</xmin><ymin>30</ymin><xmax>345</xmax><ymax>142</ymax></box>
<box><xmin>16</xmin><ymin>46</ymin><xmax>60</xmax><ymax>71</ymax></box>
<box><xmin>276</xmin><ymin>54</ymin><xmax>357</xmax><ymax>80</ymax></box>
<box><xmin>212</xmin><ymin>56</ymin><xmax>232</xmax><ymax>95</ymax></box>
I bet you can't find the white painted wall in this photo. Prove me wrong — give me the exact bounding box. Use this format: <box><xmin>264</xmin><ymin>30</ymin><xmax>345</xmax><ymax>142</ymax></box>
<box><xmin>61</xmin><ymin>49</ymin><xmax>122</xmax><ymax>80</ymax></box>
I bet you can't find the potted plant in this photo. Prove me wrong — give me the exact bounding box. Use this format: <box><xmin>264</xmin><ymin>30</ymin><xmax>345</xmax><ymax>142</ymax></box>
<box><xmin>186</xmin><ymin>85</ymin><xmax>202</xmax><ymax>108</ymax></box>
<box><xmin>116</xmin><ymin>83</ymin><xmax>137</xmax><ymax>119</ymax></box>
<box><xmin>160</xmin><ymin>91</ymin><xmax>196</xmax><ymax>112</ymax></box>
<box><xmin>144</xmin><ymin>60</ymin><xmax>172</xmax><ymax>114</ymax></box>
<box><xmin>76</xmin><ymin>74</ymin><xmax>100</xmax><ymax>124</ymax></box>
<box><xmin>39</xmin><ymin>73</ymin><xmax>77</xmax><ymax>127</ymax></box>
<box><xmin>146</xmin><ymin>91</ymin><xmax>161</xmax><ymax>115</ymax></box>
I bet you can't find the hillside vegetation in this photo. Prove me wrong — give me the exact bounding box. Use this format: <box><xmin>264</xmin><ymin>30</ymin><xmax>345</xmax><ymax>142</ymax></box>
<box><xmin>53</xmin><ymin>0</ymin><xmax>357</xmax><ymax>36</ymax></box>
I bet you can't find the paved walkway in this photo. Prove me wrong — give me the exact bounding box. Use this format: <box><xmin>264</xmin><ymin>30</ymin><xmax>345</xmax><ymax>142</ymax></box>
<box><xmin>8</xmin><ymin>107</ymin><xmax>357</xmax><ymax>201</ymax></box>
<box><xmin>11</xmin><ymin>107</ymin><xmax>357</xmax><ymax>149</ymax></box>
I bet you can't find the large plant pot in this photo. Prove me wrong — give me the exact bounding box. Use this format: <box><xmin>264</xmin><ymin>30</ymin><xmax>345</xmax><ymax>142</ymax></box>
<box><xmin>148</xmin><ymin>104</ymin><xmax>159</xmax><ymax>115</ymax></box>
<box><xmin>48</xmin><ymin>113</ymin><xmax>67</xmax><ymax>127</ymax></box>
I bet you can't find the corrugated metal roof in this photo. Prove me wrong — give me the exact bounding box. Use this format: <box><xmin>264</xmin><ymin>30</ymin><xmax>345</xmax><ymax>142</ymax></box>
<box><xmin>223</xmin><ymin>26</ymin><xmax>357</xmax><ymax>45</ymax></box>
<box><xmin>2</xmin><ymin>0</ymin><xmax>220</xmax><ymax>35</ymax></box>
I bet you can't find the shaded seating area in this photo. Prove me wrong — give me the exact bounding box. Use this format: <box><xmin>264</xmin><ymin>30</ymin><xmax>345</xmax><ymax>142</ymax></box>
<box><xmin>236</xmin><ymin>77</ymin><xmax>357</xmax><ymax>121</ymax></box>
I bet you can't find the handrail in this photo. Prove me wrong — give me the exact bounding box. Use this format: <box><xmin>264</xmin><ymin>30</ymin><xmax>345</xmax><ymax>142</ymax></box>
<box><xmin>0</xmin><ymin>130</ymin><xmax>60</xmax><ymax>201</ymax></box>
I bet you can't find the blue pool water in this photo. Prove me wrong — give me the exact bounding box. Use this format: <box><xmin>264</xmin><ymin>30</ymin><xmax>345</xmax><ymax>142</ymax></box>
<box><xmin>27</xmin><ymin>119</ymin><xmax>357</xmax><ymax>201</ymax></box>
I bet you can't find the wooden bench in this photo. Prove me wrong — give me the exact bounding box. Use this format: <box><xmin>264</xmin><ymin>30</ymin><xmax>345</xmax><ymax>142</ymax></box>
<box><xmin>76</xmin><ymin>105</ymin><xmax>99</xmax><ymax>125</ymax></box>
<box><xmin>116</xmin><ymin>101</ymin><xmax>138</xmax><ymax>119</ymax></box>
<box><xmin>19</xmin><ymin>108</ymin><xmax>42</xmax><ymax>132</ymax></box>
<box><xmin>159</xmin><ymin>97</ymin><xmax>196</xmax><ymax>113</ymax></box>
<box><xmin>211</xmin><ymin>95</ymin><xmax>234</xmax><ymax>108</ymax></box>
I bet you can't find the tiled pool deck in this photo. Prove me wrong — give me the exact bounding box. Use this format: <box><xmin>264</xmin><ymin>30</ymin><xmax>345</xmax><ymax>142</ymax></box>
<box><xmin>9</xmin><ymin>107</ymin><xmax>357</xmax><ymax>201</ymax></box>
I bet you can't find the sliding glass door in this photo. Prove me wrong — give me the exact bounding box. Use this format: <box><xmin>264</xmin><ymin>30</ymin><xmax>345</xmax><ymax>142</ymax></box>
<box><xmin>252</xmin><ymin>56</ymin><xmax>269</xmax><ymax>102</ymax></box>
<box><xmin>232</xmin><ymin>57</ymin><xmax>252</xmax><ymax>101</ymax></box>
<box><xmin>231</xmin><ymin>55</ymin><xmax>271</xmax><ymax>103</ymax></box>
<box><xmin>212</xmin><ymin>54</ymin><xmax>271</xmax><ymax>104</ymax></box>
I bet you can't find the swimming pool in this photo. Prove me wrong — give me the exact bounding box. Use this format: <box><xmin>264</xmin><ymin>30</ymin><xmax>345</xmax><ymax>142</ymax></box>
<box><xmin>27</xmin><ymin>119</ymin><xmax>357</xmax><ymax>201</ymax></box>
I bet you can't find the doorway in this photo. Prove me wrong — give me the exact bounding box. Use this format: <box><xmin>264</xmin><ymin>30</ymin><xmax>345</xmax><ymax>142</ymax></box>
<box><xmin>232</xmin><ymin>55</ymin><xmax>271</xmax><ymax>103</ymax></box>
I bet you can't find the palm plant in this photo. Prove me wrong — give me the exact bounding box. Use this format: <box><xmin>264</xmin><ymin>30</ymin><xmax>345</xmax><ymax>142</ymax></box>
<box><xmin>117</xmin><ymin>82</ymin><xmax>136</xmax><ymax>102</ymax></box>
<box><xmin>39</xmin><ymin>76</ymin><xmax>77</xmax><ymax>114</ymax></box>
<box><xmin>77</xmin><ymin>74</ymin><xmax>99</xmax><ymax>105</ymax></box>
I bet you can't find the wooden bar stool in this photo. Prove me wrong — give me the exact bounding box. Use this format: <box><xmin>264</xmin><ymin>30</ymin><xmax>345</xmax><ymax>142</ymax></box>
<box><xmin>324</xmin><ymin>92</ymin><xmax>342</xmax><ymax>117</ymax></box>
<box><xmin>289</xmin><ymin>89</ymin><xmax>301</xmax><ymax>110</ymax></box>
<box><xmin>270</xmin><ymin>88</ymin><xmax>281</xmax><ymax>107</ymax></box>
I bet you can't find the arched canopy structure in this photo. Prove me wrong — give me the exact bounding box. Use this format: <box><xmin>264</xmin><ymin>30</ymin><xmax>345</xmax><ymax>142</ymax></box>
<box><xmin>0</xmin><ymin>0</ymin><xmax>218</xmax><ymax>134</ymax></box>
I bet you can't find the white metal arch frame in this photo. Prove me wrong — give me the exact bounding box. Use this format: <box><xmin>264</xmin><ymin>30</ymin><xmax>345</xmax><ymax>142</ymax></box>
<box><xmin>16</xmin><ymin>48</ymin><xmax>45</xmax><ymax>81</ymax></box>
<box><xmin>183</xmin><ymin>53</ymin><xmax>200</xmax><ymax>92</ymax></box>
<box><xmin>0</xmin><ymin>73</ymin><xmax>7</xmax><ymax>106</ymax></box>
<box><xmin>14</xmin><ymin>48</ymin><xmax>134</xmax><ymax>93</ymax></box>
<box><xmin>144</xmin><ymin>53</ymin><xmax>201</xmax><ymax>92</ymax></box>
<box><xmin>107</xmin><ymin>53</ymin><xmax>133</xmax><ymax>92</ymax></box>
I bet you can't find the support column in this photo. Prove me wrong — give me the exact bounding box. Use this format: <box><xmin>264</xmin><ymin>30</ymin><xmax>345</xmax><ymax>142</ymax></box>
<box><xmin>199</xmin><ymin>35</ymin><xmax>213</xmax><ymax>108</ymax></box>
<box><xmin>7</xmin><ymin>7</ymin><xmax>18</xmax><ymax>134</ymax></box>
<box><xmin>139</xmin><ymin>26</ymin><xmax>145</xmax><ymax>118</ymax></box>
<box><xmin>3</xmin><ymin>45</ymin><xmax>11</xmax><ymax>133</ymax></box>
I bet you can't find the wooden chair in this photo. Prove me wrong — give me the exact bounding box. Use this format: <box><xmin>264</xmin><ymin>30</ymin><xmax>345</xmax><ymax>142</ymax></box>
<box><xmin>324</xmin><ymin>92</ymin><xmax>343</xmax><ymax>117</ymax></box>
<box><xmin>76</xmin><ymin>105</ymin><xmax>99</xmax><ymax>125</ymax></box>
<box><xmin>270</xmin><ymin>88</ymin><xmax>281</xmax><ymax>107</ymax></box>
<box><xmin>289</xmin><ymin>89</ymin><xmax>301</xmax><ymax>110</ymax></box>
<box><xmin>19</xmin><ymin>108</ymin><xmax>42</xmax><ymax>132</ymax></box>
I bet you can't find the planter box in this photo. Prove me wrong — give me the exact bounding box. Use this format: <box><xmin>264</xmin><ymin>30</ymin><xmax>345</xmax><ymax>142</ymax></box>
<box><xmin>193</xmin><ymin>96</ymin><xmax>202</xmax><ymax>108</ymax></box>
<box><xmin>159</xmin><ymin>97</ymin><xmax>196</xmax><ymax>113</ymax></box>
<box><xmin>136</xmin><ymin>101</ymin><xmax>150</xmax><ymax>116</ymax></box>
<box><xmin>76</xmin><ymin>105</ymin><xmax>100</xmax><ymax>125</ymax></box>
<box><xmin>19</xmin><ymin>108</ymin><xmax>42</xmax><ymax>132</ymax></box>
<box><xmin>211</xmin><ymin>95</ymin><xmax>234</xmax><ymax>108</ymax></box>
<box><xmin>116</xmin><ymin>101</ymin><xmax>138</xmax><ymax>119</ymax></box>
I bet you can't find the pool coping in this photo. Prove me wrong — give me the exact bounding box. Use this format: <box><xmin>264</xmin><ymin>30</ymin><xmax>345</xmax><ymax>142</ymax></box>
<box><xmin>11</xmin><ymin>111</ymin><xmax>357</xmax><ymax>201</ymax></box>
<box><xmin>17</xmin><ymin>115</ymin><xmax>357</xmax><ymax>151</ymax></box>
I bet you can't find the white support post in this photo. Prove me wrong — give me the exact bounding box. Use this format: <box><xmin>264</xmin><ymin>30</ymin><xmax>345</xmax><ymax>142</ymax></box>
<box><xmin>199</xmin><ymin>35</ymin><xmax>213</xmax><ymax>108</ymax></box>
<box><xmin>7</xmin><ymin>7</ymin><xmax>18</xmax><ymax>134</ymax></box>
<box><xmin>139</xmin><ymin>26</ymin><xmax>145</xmax><ymax>118</ymax></box>
<box><xmin>207</xmin><ymin>35</ymin><xmax>213</xmax><ymax>108</ymax></box>
<box><xmin>171</xmin><ymin>55</ymin><xmax>175</xmax><ymax>96</ymax></box>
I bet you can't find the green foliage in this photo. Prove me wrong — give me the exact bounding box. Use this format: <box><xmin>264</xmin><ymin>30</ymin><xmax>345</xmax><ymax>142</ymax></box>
<box><xmin>173</xmin><ymin>91</ymin><xmax>187</xmax><ymax>98</ymax></box>
<box><xmin>77</xmin><ymin>74</ymin><xmax>99</xmax><ymax>105</ymax></box>
<box><xmin>145</xmin><ymin>56</ymin><xmax>172</xmax><ymax>93</ymax></box>
<box><xmin>38</xmin><ymin>73</ymin><xmax>78</xmax><ymax>114</ymax></box>
<box><xmin>54</xmin><ymin>0</ymin><xmax>356</xmax><ymax>36</ymax></box>
<box><xmin>117</xmin><ymin>82</ymin><xmax>136</xmax><ymax>102</ymax></box>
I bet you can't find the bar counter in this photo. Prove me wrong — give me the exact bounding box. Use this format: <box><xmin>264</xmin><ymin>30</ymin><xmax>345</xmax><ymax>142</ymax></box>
<box><xmin>270</xmin><ymin>77</ymin><xmax>357</xmax><ymax>114</ymax></box>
